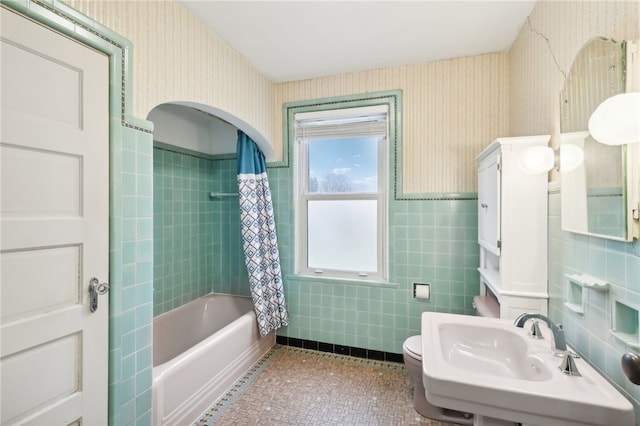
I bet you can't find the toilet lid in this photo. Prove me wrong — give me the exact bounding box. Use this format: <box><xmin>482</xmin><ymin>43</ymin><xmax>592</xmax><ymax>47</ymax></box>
<box><xmin>403</xmin><ymin>335</ymin><xmax>422</xmax><ymax>358</ymax></box>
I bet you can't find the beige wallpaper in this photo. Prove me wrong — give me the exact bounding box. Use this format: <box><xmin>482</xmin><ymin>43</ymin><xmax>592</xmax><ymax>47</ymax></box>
<box><xmin>276</xmin><ymin>0</ymin><xmax>639</xmax><ymax>193</ymax></box>
<box><xmin>63</xmin><ymin>0</ymin><xmax>639</xmax><ymax>193</ymax></box>
<box><xmin>64</xmin><ymin>0</ymin><xmax>275</xmax><ymax>152</ymax></box>
<box><xmin>275</xmin><ymin>53</ymin><xmax>510</xmax><ymax>193</ymax></box>
<box><xmin>509</xmin><ymin>0</ymin><xmax>639</xmax><ymax>184</ymax></box>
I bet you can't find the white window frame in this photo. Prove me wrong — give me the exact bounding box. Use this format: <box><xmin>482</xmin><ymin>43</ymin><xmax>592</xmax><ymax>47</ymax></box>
<box><xmin>294</xmin><ymin>106</ymin><xmax>389</xmax><ymax>282</ymax></box>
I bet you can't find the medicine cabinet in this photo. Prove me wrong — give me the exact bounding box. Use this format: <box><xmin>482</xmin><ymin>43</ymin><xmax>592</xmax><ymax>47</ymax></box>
<box><xmin>559</xmin><ymin>37</ymin><xmax>640</xmax><ymax>241</ymax></box>
<box><xmin>476</xmin><ymin>135</ymin><xmax>549</xmax><ymax>320</ymax></box>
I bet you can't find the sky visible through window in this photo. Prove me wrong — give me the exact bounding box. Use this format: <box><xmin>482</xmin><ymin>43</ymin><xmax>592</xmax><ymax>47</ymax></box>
<box><xmin>308</xmin><ymin>136</ymin><xmax>378</xmax><ymax>193</ymax></box>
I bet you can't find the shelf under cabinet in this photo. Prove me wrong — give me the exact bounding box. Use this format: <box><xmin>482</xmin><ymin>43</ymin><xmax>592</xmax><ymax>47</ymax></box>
<box><xmin>478</xmin><ymin>267</ymin><xmax>501</xmax><ymax>298</ymax></box>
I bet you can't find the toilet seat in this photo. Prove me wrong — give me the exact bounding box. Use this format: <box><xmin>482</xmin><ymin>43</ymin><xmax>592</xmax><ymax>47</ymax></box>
<box><xmin>403</xmin><ymin>335</ymin><xmax>422</xmax><ymax>359</ymax></box>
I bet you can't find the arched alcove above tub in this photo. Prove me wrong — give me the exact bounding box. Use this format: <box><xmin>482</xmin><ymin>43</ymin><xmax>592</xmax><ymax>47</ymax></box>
<box><xmin>149</xmin><ymin>101</ymin><xmax>253</xmax><ymax>317</ymax></box>
<box><xmin>147</xmin><ymin>102</ymin><xmax>275</xmax><ymax>160</ymax></box>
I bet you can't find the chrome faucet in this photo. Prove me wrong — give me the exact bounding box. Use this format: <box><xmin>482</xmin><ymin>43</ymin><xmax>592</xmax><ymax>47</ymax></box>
<box><xmin>514</xmin><ymin>313</ymin><xmax>567</xmax><ymax>356</ymax></box>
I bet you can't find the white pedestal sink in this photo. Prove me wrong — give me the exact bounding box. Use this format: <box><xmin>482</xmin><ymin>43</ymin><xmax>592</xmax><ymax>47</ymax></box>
<box><xmin>421</xmin><ymin>312</ymin><xmax>634</xmax><ymax>426</ymax></box>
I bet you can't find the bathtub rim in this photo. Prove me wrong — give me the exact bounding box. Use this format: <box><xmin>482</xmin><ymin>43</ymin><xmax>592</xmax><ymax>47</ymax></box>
<box><xmin>153</xmin><ymin>293</ymin><xmax>255</xmax><ymax>368</ymax></box>
<box><xmin>152</xmin><ymin>293</ymin><xmax>275</xmax><ymax>426</ymax></box>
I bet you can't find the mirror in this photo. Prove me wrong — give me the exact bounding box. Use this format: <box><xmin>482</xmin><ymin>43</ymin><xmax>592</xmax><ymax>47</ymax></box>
<box><xmin>560</xmin><ymin>37</ymin><xmax>635</xmax><ymax>241</ymax></box>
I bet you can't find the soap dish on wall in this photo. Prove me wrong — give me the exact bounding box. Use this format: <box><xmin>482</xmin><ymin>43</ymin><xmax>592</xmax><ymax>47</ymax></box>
<box><xmin>611</xmin><ymin>299</ymin><xmax>640</xmax><ymax>350</ymax></box>
<box><xmin>564</xmin><ymin>273</ymin><xmax>610</xmax><ymax>292</ymax></box>
<box><xmin>564</xmin><ymin>275</ymin><xmax>584</xmax><ymax>315</ymax></box>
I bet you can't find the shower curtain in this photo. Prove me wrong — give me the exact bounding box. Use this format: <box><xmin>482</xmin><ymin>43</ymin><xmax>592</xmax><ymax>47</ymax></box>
<box><xmin>237</xmin><ymin>131</ymin><xmax>289</xmax><ymax>336</ymax></box>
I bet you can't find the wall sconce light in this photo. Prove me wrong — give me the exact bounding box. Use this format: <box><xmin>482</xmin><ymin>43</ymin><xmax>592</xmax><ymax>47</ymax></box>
<box><xmin>519</xmin><ymin>146</ymin><xmax>555</xmax><ymax>174</ymax></box>
<box><xmin>559</xmin><ymin>144</ymin><xmax>585</xmax><ymax>172</ymax></box>
<box><xmin>588</xmin><ymin>92</ymin><xmax>640</xmax><ymax>146</ymax></box>
<box><xmin>519</xmin><ymin>144</ymin><xmax>584</xmax><ymax>174</ymax></box>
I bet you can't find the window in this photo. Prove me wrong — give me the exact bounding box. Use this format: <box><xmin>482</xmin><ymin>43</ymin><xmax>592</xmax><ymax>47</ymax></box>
<box><xmin>295</xmin><ymin>105</ymin><xmax>388</xmax><ymax>281</ymax></box>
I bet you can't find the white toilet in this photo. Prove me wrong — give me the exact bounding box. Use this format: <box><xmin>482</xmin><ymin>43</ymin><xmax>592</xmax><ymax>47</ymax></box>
<box><xmin>402</xmin><ymin>335</ymin><xmax>473</xmax><ymax>424</ymax></box>
<box><xmin>404</xmin><ymin>297</ymin><xmax>500</xmax><ymax>422</ymax></box>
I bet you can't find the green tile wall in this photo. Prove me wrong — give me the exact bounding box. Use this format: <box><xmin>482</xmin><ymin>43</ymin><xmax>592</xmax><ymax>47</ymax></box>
<box><xmin>153</xmin><ymin>144</ymin><xmax>214</xmax><ymax>314</ymax></box>
<box><xmin>209</xmin><ymin>157</ymin><xmax>249</xmax><ymax>297</ymax></box>
<box><xmin>153</xmin><ymin>143</ymin><xmax>479</xmax><ymax>355</ymax></box>
<box><xmin>153</xmin><ymin>143</ymin><xmax>248</xmax><ymax>316</ymax></box>
<box><xmin>548</xmin><ymin>189</ymin><xmax>640</xmax><ymax>423</ymax></box>
<box><xmin>267</xmin><ymin>166</ymin><xmax>479</xmax><ymax>354</ymax></box>
<box><xmin>112</xmin><ymin>127</ymin><xmax>154</xmax><ymax>426</ymax></box>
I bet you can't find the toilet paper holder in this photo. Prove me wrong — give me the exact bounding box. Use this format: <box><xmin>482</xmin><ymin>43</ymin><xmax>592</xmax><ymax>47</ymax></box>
<box><xmin>413</xmin><ymin>283</ymin><xmax>431</xmax><ymax>300</ymax></box>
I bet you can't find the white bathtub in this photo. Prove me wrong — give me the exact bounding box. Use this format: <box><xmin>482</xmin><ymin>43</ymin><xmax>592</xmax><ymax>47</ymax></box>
<box><xmin>152</xmin><ymin>293</ymin><xmax>275</xmax><ymax>426</ymax></box>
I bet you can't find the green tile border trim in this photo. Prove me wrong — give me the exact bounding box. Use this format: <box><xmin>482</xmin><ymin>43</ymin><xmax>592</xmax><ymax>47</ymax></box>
<box><xmin>1</xmin><ymin>0</ymin><xmax>152</xmax><ymax>133</ymax></box>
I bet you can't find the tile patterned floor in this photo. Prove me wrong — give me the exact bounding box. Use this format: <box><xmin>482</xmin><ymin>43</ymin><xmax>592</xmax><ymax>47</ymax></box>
<box><xmin>195</xmin><ymin>345</ymin><xmax>465</xmax><ymax>425</ymax></box>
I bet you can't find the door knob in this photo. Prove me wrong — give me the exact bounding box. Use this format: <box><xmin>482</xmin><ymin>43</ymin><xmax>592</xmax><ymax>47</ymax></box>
<box><xmin>89</xmin><ymin>277</ymin><xmax>109</xmax><ymax>313</ymax></box>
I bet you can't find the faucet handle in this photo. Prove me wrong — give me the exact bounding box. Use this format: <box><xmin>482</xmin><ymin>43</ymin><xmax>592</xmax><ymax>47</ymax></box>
<box><xmin>528</xmin><ymin>320</ymin><xmax>544</xmax><ymax>340</ymax></box>
<box><xmin>559</xmin><ymin>351</ymin><xmax>581</xmax><ymax>376</ymax></box>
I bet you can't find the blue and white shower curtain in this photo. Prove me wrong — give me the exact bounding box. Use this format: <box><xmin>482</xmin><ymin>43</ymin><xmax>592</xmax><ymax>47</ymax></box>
<box><xmin>237</xmin><ymin>131</ymin><xmax>289</xmax><ymax>336</ymax></box>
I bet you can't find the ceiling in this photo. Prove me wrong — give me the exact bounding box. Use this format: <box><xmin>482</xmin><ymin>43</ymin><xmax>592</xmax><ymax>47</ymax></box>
<box><xmin>178</xmin><ymin>1</ymin><xmax>537</xmax><ymax>83</ymax></box>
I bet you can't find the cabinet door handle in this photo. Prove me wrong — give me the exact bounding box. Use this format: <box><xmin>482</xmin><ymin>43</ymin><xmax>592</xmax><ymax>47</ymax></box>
<box><xmin>481</xmin><ymin>203</ymin><xmax>488</xmax><ymax>209</ymax></box>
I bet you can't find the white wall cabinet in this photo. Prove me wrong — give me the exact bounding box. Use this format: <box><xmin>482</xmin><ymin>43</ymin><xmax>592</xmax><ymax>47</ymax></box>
<box><xmin>476</xmin><ymin>135</ymin><xmax>549</xmax><ymax>320</ymax></box>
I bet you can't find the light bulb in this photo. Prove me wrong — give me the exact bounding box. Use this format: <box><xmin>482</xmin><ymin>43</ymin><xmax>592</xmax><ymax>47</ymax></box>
<box><xmin>559</xmin><ymin>144</ymin><xmax>584</xmax><ymax>173</ymax></box>
<box><xmin>518</xmin><ymin>146</ymin><xmax>555</xmax><ymax>174</ymax></box>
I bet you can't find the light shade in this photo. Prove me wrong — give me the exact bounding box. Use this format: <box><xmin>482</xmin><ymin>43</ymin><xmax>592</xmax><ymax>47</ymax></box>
<box><xmin>519</xmin><ymin>146</ymin><xmax>555</xmax><ymax>174</ymax></box>
<box><xmin>518</xmin><ymin>144</ymin><xmax>585</xmax><ymax>174</ymax></box>
<box><xmin>588</xmin><ymin>92</ymin><xmax>640</xmax><ymax>145</ymax></box>
<box><xmin>559</xmin><ymin>144</ymin><xmax>584</xmax><ymax>173</ymax></box>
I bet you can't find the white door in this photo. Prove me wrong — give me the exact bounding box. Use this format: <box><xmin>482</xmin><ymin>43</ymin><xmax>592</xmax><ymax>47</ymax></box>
<box><xmin>0</xmin><ymin>7</ymin><xmax>109</xmax><ymax>425</ymax></box>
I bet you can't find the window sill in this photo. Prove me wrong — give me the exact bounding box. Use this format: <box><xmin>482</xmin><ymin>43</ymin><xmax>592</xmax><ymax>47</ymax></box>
<box><xmin>286</xmin><ymin>274</ymin><xmax>398</xmax><ymax>288</ymax></box>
